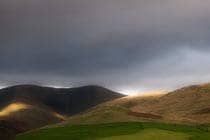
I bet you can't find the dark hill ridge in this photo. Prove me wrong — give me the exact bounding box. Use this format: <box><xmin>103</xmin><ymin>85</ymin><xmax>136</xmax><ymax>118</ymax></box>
<box><xmin>0</xmin><ymin>85</ymin><xmax>124</xmax><ymax>138</ymax></box>
<box><xmin>0</xmin><ymin>85</ymin><xmax>124</xmax><ymax>116</ymax></box>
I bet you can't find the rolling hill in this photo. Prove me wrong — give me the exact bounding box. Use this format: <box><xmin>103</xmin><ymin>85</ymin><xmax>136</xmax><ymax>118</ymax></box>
<box><xmin>0</xmin><ymin>85</ymin><xmax>124</xmax><ymax>139</ymax></box>
<box><xmin>67</xmin><ymin>83</ymin><xmax>210</xmax><ymax>124</ymax></box>
<box><xmin>0</xmin><ymin>85</ymin><xmax>124</xmax><ymax>115</ymax></box>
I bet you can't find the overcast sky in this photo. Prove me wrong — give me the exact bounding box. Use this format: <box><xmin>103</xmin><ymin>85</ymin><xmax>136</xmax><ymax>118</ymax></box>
<box><xmin>1</xmin><ymin>0</ymin><xmax>210</xmax><ymax>94</ymax></box>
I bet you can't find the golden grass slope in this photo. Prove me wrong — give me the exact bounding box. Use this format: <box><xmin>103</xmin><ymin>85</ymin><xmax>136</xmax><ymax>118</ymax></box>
<box><xmin>0</xmin><ymin>103</ymin><xmax>30</xmax><ymax>117</ymax></box>
<box><xmin>0</xmin><ymin>102</ymin><xmax>66</xmax><ymax>133</ymax></box>
<box><xmin>68</xmin><ymin>83</ymin><xmax>210</xmax><ymax>125</ymax></box>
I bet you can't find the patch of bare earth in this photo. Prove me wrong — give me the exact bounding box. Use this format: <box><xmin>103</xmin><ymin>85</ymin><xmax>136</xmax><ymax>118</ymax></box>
<box><xmin>128</xmin><ymin>110</ymin><xmax>162</xmax><ymax>119</ymax></box>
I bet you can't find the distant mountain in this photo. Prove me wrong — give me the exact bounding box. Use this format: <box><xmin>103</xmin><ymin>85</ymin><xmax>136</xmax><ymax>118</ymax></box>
<box><xmin>0</xmin><ymin>85</ymin><xmax>124</xmax><ymax>138</ymax></box>
<box><xmin>68</xmin><ymin>83</ymin><xmax>210</xmax><ymax>124</ymax></box>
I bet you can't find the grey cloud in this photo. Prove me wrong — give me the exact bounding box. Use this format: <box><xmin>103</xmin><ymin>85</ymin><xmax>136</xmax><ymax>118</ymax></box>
<box><xmin>0</xmin><ymin>0</ymin><xmax>210</xmax><ymax>94</ymax></box>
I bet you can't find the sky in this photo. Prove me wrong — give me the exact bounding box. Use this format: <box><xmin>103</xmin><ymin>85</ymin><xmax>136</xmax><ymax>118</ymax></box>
<box><xmin>1</xmin><ymin>0</ymin><xmax>210</xmax><ymax>95</ymax></box>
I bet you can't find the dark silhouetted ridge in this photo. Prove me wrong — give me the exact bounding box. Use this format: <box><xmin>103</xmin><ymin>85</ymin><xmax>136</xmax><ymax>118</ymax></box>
<box><xmin>0</xmin><ymin>84</ymin><xmax>124</xmax><ymax>115</ymax></box>
<box><xmin>0</xmin><ymin>84</ymin><xmax>124</xmax><ymax>137</ymax></box>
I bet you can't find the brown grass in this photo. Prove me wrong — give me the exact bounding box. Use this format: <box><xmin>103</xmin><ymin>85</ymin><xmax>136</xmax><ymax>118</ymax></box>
<box><xmin>127</xmin><ymin>111</ymin><xmax>162</xmax><ymax>119</ymax></box>
<box><xmin>67</xmin><ymin>83</ymin><xmax>210</xmax><ymax>124</ymax></box>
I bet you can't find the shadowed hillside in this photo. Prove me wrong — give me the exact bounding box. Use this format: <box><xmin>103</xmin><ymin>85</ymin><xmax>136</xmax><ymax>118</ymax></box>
<box><xmin>0</xmin><ymin>85</ymin><xmax>124</xmax><ymax>115</ymax></box>
<box><xmin>0</xmin><ymin>85</ymin><xmax>124</xmax><ymax>139</ymax></box>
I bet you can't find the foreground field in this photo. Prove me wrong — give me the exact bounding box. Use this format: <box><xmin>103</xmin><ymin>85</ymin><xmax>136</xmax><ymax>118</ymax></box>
<box><xmin>16</xmin><ymin>122</ymin><xmax>210</xmax><ymax>140</ymax></box>
<box><xmin>100</xmin><ymin>129</ymin><xmax>189</xmax><ymax>140</ymax></box>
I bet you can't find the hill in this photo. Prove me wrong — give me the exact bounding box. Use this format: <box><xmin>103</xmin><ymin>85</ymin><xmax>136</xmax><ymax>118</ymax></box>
<box><xmin>67</xmin><ymin>83</ymin><xmax>210</xmax><ymax>124</ymax></box>
<box><xmin>0</xmin><ymin>85</ymin><xmax>124</xmax><ymax>138</ymax></box>
<box><xmin>0</xmin><ymin>85</ymin><xmax>124</xmax><ymax>115</ymax></box>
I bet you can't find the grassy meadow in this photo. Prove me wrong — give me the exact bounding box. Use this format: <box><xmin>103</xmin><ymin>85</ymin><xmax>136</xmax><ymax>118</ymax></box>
<box><xmin>16</xmin><ymin>122</ymin><xmax>210</xmax><ymax>140</ymax></box>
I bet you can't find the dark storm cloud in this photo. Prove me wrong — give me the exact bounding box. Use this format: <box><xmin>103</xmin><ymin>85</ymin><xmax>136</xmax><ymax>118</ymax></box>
<box><xmin>0</xmin><ymin>0</ymin><xmax>210</xmax><ymax>94</ymax></box>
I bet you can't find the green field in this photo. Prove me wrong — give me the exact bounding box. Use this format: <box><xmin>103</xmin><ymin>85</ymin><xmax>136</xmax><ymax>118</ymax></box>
<box><xmin>16</xmin><ymin>122</ymin><xmax>210</xmax><ymax>140</ymax></box>
<box><xmin>100</xmin><ymin>129</ymin><xmax>189</xmax><ymax>140</ymax></box>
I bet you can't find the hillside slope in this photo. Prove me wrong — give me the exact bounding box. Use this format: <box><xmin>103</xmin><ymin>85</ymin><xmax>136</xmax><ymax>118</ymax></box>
<box><xmin>133</xmin><ymin>84</ymin><xmax>210</xmax><ymax>123</ymax></box>
<box><xmin>68</xmin><ymin>83</ymin><xmax>210</xmax><ymax>124</ymax></box>
<box><xmin>0</xmin><ymin>85</ymin><xmax>124</xmax><ymax>138</ymax></box>
<box><xmin>0</xmin><ymin>85</ymin><xmax>124</xmax><ymax>115</ymax></box>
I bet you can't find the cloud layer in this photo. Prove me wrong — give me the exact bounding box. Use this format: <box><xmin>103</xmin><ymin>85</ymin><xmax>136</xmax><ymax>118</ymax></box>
<box><xmin>1</xmin><ymin>0</ymin><xmax>210</xmax><ymax>94</ymax></box>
